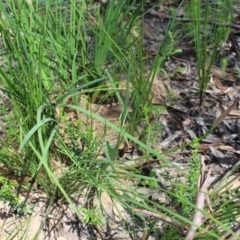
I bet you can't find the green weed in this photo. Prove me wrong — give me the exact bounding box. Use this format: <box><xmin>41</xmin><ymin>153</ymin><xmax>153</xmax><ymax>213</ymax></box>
<box><xmin>80</xmin><ymin>206</ymin><xmax>104</xmax><ymax>226</ymax></box>
<box><xmin>0</xmin><ymin>176</ymin><xmax>34</xmax><ymax>215</ymax></box>
<box><xmin>172</xmin><ymin>138</ymin><xmax>200</xmax><ymax>217</ymax></box>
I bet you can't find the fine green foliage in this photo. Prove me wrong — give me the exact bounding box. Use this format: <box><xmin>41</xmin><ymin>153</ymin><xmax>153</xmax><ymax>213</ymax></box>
<box><xmin>0</xmin><ymin>176</ymin><xmax>19</xmax><ymax>206</ymax></box>
<box><xmin>0</xmin><ymin>0</ymin><xmax>237</xmax><ymax>239</ymax></box>
<box><xmin>80</xmin><ymin>206</ymin><xmax>104</xmax><ymax>225</ymax></box>
<box><xmin>182</xmin><ymin>138</ymin><xmax>200</xmax><ymax>216</ymax></box>
<box><xmin>0</xmin><ymin>176</ymin><xmax>34</xmax><ymax>215</ymax></box>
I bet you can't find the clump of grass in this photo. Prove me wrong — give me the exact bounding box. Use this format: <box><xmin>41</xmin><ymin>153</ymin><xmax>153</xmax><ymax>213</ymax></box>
<box><xmin>186</xmin><ymin>0</ymin><xmax>233</xmax><ymax>104</ymax></box>
<box><xmin>0</xmin><ymin>0</ymin><xmax>238</xmax><ymax>239</ymax></box>
<box><xmin>0</xmin><ymin>0</ymin><xmax>182</xmax><ymax>230</ymax></box>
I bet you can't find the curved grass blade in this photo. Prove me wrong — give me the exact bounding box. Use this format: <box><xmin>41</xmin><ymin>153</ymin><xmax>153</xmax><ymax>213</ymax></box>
<box><xmin>19</xmin><ymin>117</ymin><xmax>56</xmax><ymax>151</ymax></box>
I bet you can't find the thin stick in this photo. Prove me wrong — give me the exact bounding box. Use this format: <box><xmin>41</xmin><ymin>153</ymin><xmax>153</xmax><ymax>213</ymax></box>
<box><xmin>185</xmin><ymin>166</ymin><xmax>212</xmax><ymax>240</ymax></box>
<box><xmin>134</xmin><ymin>208</ymin><xmax>183</xmax><ymax>228</ymax></box>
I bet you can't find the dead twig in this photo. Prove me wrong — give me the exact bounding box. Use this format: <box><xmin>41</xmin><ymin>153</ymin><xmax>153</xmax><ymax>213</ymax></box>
<box><xmin>212</xmin><ymin>97</ymin><xmax>240</xmax><ymax>129</ymax></box>
<box><xmin>185</xmin><ymin>164</ymin><xmax>212</xmax><ymax>240</ymax></box>
<box><xmin>198</xmin><ymin>138</ymin><xmax>223</xmax><ymax>151</ymax></box>
<box><xmin>134</xmin><ymin>208</ymin><xmax>183</xmax><ymax>229</ymax></box>
<box><xmin>201</xmin><ymin>156</ymin><xmax>214</xmax><ymax>216</ymax></box>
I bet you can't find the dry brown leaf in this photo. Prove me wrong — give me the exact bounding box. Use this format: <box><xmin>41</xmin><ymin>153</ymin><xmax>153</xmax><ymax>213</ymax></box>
<box><xmin>213</xmin><ymin>75</ymin><xmax>227</xmax><ymax>92</ymax></box>
<box><xmin>213</xmin><ymin>67</ymin><xmax>237</xmax><ymax>82</ymax></box>
<box><xmin>151</xmin><ymin>78</ymin><xmax>170</xmax><ymax>105</ymax></box>
<box><xmin>198</xmin><ymin>139</ymin><xmax>222</xmax><ymax>151</ymax></box>
<box><xmin>209</xmin><ymin>146</ymin><xmax>230</xmax><ymax>168</ymax></box>
<box><xmin>209</xmin><ymin>146</ymin><xmax>225</xmax><ymax>158</ymax></box>
<box><xmin>218</xmin><ymin>145</ymin><xmax>236</xmax><ymax>152</ymax></box>
<box><xmin>229</xmin><ymin>109</ymin><xmax>240</xmax><ymax>116</ymax></box>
